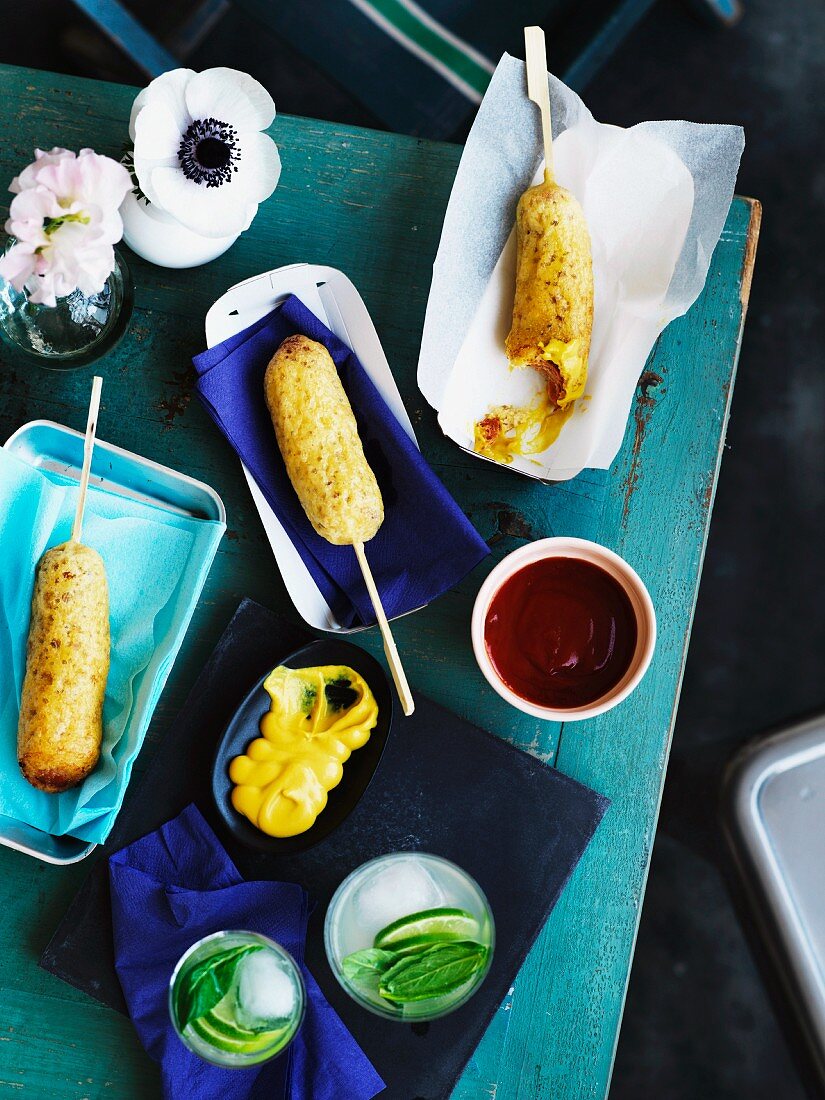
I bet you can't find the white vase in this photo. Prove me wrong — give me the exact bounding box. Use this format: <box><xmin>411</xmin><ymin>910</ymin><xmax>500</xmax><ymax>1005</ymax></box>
<box><xmin>119</xmin><ymin>190</ymin><xmax>240</xmax><ymax>269</ymax></box>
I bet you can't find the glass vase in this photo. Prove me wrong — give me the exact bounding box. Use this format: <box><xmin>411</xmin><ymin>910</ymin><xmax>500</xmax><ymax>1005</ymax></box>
<box><xmin>0</xmin><ymin>246</ymin><xmax>133</xmax><ymax>369</ymax></box>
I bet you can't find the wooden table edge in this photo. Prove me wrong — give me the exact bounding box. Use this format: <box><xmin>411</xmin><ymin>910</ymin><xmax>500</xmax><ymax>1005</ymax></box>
<box><xmin>599</xmin><ymin>192</ymin><xmax>762</xmax><ymax>1098</ymax></box>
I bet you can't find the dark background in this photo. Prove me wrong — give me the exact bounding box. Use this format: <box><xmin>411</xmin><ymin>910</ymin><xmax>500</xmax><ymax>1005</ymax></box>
<box><xmin>3</xmin><ymin>1</ymin><xmax>823</xmax><ymax>1097</ymax></box>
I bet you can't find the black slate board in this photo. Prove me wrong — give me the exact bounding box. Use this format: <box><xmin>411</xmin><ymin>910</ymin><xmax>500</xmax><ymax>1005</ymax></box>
<box><xmin>42</xmin><ymin>598</ymin><xmax>609</xmax><ymax>1100</ymax></box>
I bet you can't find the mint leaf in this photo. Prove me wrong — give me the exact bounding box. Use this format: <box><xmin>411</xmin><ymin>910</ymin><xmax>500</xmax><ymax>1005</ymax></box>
<box><xmin>379</xmin><ymin>941</ymin><xmax>488</xmax><ymax>1003</ymax></box>
<box><xmin>177</xmin><ymin>944</ymin><xmax>262</xmax><ymax>1030</ymax></box>
<box><xmin>341</xmin><ymin>948</ymin><xmax>397</xmax><ymax>990</ymax></box>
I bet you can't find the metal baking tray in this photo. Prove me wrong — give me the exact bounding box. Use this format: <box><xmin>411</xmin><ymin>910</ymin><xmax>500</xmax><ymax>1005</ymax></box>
<box><xmin>204</xmin><ymin>262</ymin><xmax>420</xmax><ymax>634</ymax></box>
<box><xmin>2</xmin><ymin>420</ymin><xmax>225</xmax><ymax>865</ymax></box>
<box><xmin>723</xmin><ymin>713</ymin><xmax>825</xmax><ymax>1087</ymax></box>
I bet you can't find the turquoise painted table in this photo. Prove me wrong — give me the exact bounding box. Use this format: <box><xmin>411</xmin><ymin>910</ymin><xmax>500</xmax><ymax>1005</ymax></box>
<box><xmin>0</xmin><ymin>64</ymin><xmax>759</xmax><ymax>1099</ymax></box>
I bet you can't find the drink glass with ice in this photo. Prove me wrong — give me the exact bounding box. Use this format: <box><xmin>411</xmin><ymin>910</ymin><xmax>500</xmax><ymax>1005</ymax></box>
<box><xmin>169</xmin><ymin>930</ymin><xmax>305</xmax><ymax>1068</ymax></box>
<box><xmin>325</xmin><ymin>852</ymin><xmax>495</xmax><ymax>1021</ymax></box>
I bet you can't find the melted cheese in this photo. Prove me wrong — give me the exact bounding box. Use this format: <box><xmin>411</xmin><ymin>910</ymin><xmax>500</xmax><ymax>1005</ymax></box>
<box><xmin>537</xmin><ymin>338</ymin><xmax>587</xmax><ymax>407</ymax></box>
<box><xmin>474</xmin><ymin>338</ymin><xmax>585</xmax><ymax>465</ymax></box>
<box><xmin>474</xmin><ymin>391</ymin><xmax>575</xmax><ymax>465</ymax></box>
<box><xmin>228</xmin><ymin>665</ymin><xmax>378</xmax><ymax>838</ymax></box>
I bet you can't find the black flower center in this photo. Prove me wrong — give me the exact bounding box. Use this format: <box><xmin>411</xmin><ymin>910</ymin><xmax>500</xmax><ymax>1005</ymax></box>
<box><xmin>196</xmin><ymin>137</ymin><xmax>231</xmax><ymax>169</ymax></box>
<box><xmin>178</xmin><ymin>118</ymin><xmax>240</xmax><ymax>187</ymax></box>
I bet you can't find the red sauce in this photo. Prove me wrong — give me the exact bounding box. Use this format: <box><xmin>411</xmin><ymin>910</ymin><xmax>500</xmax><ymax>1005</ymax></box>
<box><xmin>484</xmin><ymin>556</ymin><xmax>638</xmax><ymax>709</ymax></box>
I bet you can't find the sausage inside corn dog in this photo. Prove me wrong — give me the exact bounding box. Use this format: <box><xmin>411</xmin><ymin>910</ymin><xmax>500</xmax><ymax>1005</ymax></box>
<box><xmin>264</xmin><ymin>335</ymin><xmax>384</xmax><ymax>546</ymax></box>
<box><xmin>17</xmin><ymin>540</ymin><xmax>110</xmax><ymax>793</ymax></box>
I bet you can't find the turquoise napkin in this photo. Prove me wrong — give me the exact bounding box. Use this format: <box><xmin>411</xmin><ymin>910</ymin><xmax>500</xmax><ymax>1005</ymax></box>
<box><xmin>0</xmin><ymin>448</ymin><xmax>225</xmax><ymax>843</ymax></box>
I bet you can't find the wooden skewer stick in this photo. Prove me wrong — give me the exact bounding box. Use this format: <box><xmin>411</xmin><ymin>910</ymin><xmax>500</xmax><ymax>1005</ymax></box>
<box><xmin>353</xmin><ymin>540</ymin><xmax>415</xmax><ymax>717</ymax></box>
<box><xmin>70</xmin><ymin>376</ymin><xmax>103</xmax><ymax>545</ymax></box>
<box><xmin>524</xmin><ymin>25</ymin><xmax>554</xmax><ymax>183</ymax></box>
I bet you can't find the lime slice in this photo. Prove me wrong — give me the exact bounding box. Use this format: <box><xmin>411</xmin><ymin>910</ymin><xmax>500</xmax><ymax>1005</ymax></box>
<box><xmin>189</xmin><ymin>1017</ymin><xmax>250</xmax><ymax>1053</ymax></box>
<box><xmin>188</xmin><ymin>992</ymin><xmax>290</xmax><ymax>1056</ymax></box>
<box><xmin>201</xmin><ymin>1012</ymin><xmax>258</xmax><ymax>1043</ymax></box>
<box><xmin>207</xmin><ymin>991</ymin><xmax>244</xmax><ymax>1029</ymax></box>
<box><xmin>374</xmin><ymin>908</ymin><xmax>479</xmax><ymax>949</ymax></box>
<box><xmin>189</xmin><ymin>1015</ymin><xmax>280</xmax><ymax>1055</ymax></box>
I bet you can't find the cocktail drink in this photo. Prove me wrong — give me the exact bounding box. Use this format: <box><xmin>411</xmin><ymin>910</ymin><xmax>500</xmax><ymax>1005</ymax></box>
<box><xmin>324</xmin><ymin>852</ymin><xmax>494</xmax><ymax>1021</ymax></box>
<box><xmin>169</xmin><ymin>930</ymin><xmax>305</xmax><ymax>1067</ymax></box>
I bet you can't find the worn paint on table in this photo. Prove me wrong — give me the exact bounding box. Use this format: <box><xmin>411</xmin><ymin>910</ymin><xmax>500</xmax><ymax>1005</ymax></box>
<box><xmin>0</xmin><ymin>64</ymin><xmax>759</xmax><ymax>1100</ymax></box>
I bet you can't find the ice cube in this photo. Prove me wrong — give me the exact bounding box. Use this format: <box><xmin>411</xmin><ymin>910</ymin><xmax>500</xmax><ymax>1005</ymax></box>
<box><xmin>352</xmin><ymin>858</ymin><xmax>444</xmax><ymax>942</ymax></box>
<box><xmin>235</xmin><ymin>949</ymin><xmax>296</xmax><ymax>1028</ymax></box>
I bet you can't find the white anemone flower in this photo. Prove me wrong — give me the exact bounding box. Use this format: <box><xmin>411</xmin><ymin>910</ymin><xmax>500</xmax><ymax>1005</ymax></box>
<box><xmin>129</xmin><ymin>68</ymin><xmax>281</xmax><ymax>239</ymax></box>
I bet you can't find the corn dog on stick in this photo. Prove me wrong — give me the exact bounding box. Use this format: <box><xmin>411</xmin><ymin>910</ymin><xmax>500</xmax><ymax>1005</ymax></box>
<box><xmin>505</xmin><ymin>27</ymin><xmax>594</xmax><ymax>411</ymax></box>
<box><xmin>18</xmin><ymin>377</ymin><xmax>109</xmax><ymax>793</ymax></box>
<box><xmin>265</xmin><ymin>336</ymin><xmax>414</xmax><ymax>716</ymax></box>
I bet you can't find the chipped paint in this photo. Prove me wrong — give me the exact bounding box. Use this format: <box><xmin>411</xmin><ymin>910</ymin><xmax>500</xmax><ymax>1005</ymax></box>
<box><xmin>621</xmin><ymin>370</ymin><xmax>663</xmax><ymax>525</ymax></box>
<box><xmin>739</xmin><ymin>198</ymin><xmax>762</xmax><ymax>308</ymax></box>
<box><xmin>485</xmin><ymin>502</ymin><xmax>535</xmax><ymax>546</ymax></box>
<box><xmin>521</xmin><ymin>731</ymin><xmax>555</xmax><ymax>765</ymax></box>
<box><xmin>702</xmin><ymin>475</ymin><xmax>714</xmax><ymax>515</ymax></box>
<box><xmin>155</xmin><ymin>368</ymin><xmax>193</xmax><ymax>429</ymax></box>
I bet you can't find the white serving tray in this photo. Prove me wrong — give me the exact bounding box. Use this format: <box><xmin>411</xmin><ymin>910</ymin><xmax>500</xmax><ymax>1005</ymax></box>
<box><xmin>2</xmin><ymin>420</ymin><xmax>225</xmax><ymax>865</ymax></box>
<box><xmin>204</xmin><ymin>263</ymin><xmax>419</xmax><ymax>633</ymax></box>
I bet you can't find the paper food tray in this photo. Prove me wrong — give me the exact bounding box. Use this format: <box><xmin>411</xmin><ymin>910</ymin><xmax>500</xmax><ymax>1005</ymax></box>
<box><xmin>204</xmin><ymin>263</ymin><xmax>419</xmax><ymax>634</ymax></box>
<box><xmin>1</xmin><ymin>421</ymin><xmax>225</xmax><ymax>865</ymax></box>
<box><xmin>418</xmin><ymin>55</ymin><xmax>744</xmax><ymax>485</ymax></box>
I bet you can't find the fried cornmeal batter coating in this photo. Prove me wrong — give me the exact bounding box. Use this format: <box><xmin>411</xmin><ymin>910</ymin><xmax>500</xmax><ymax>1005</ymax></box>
<box><xmin>18</xmin><ymin>541</ymin><xmax>110</xmax><ymax>793</ymax></box>
<box><xmin>505</xmin><ymin>175</ymin><xmax>594</xmax><ymax>409</ymax></box>
<box><xmin>264</xmin><ymin>335</ymin><xmax>384</xmax><ymax>545</ymax></box>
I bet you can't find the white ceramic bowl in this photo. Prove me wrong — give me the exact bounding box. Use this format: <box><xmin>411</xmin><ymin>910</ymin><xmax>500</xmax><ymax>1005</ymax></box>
<box><xmin>471</xmin><ymin>537</ymin><xmax>656</xmax><ymax>722</ymax></box>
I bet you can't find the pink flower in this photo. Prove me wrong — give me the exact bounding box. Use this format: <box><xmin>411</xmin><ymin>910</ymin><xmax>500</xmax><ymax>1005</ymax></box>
<box><xmin>0</xmin><ymin>148</ymin><xmax>131</xmax><ymax>306</ymax></box>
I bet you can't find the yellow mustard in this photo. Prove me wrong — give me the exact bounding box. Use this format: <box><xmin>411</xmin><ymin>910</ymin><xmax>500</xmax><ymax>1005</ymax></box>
<box><xmin>228</xmin><ymin>665</ymin><xmax>378</xmax><ymax>838</ymax></box>
<box><xmin>473</xmin><ymin>339</ymin><xmax>585</xmax><ymax>464</ymax></box>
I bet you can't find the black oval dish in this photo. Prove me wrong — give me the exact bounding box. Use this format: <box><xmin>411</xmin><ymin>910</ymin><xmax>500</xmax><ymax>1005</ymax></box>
<box><xmin>211</xmin><ymin>638</ymin><xmax>394</xmax><ymax>855</ymax></box>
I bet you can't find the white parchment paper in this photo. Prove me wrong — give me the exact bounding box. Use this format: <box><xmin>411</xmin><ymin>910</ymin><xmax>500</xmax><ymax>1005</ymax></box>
<box><xmin>418</xmin><ymin>54</ymin><xmax>744</xmax><ymax>480</ymax></box>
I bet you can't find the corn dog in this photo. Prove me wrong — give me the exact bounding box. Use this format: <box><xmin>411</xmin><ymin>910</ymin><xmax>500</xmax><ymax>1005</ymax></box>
<box><xmin>264</xmin><ymin>335</ymin><xmax>383</xmax><ymax>545</ymax></box>
<box><xmin>18</xmin><ymin>540</ymin><xmax>110</xmax><ymax>793</ymax></box>
<box><xmin>505</xmin><ymin>173</ymin><xmax>594</xmax><ymax>410</ymax></box>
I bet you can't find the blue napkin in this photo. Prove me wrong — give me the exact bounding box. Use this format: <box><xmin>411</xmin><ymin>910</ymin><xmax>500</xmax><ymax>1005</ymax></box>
<box><xmin>0</xmin><ymin>448</ymin><xmax>224</xmax><ymax>842</ymax></box>
<box><xmin>193</xmin><ymin>295</ymin><xmax>489</xmax><ymax>628</ymax></box>
<box><xmin>110</xmin><ymin>804</ymin><xmax>385</xmax><ymax>1100</ymax></box>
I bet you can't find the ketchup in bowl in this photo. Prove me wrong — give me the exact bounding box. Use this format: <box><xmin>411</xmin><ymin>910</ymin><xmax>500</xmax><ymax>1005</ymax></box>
<box><xmin>483</xmin><ymin>556</ymin><xmax>638</xmax><ymax>710</ymax></box>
